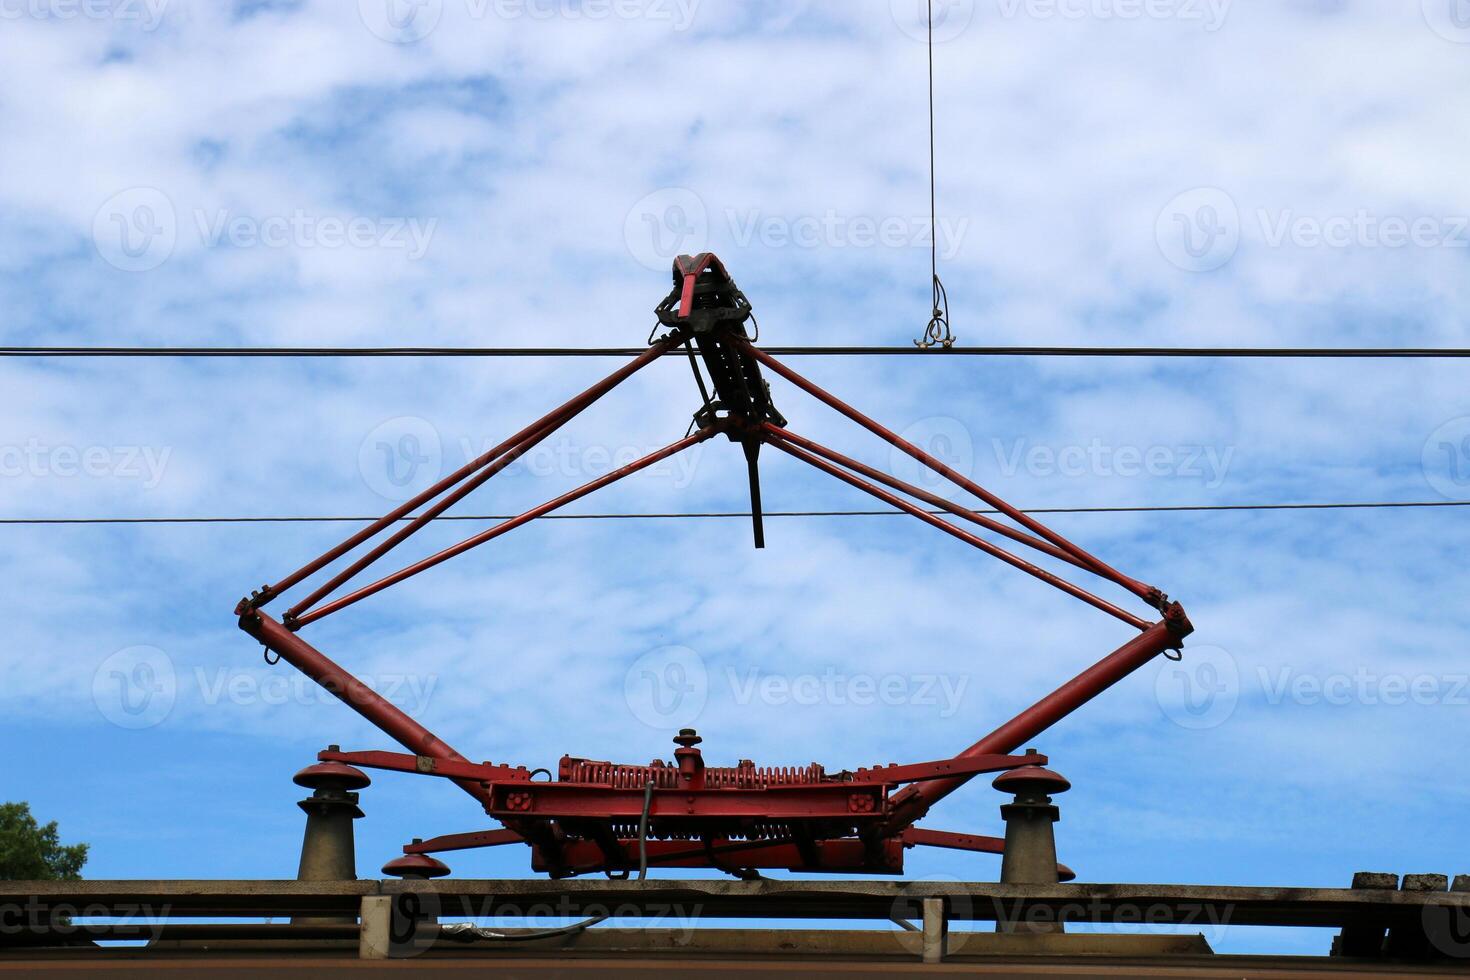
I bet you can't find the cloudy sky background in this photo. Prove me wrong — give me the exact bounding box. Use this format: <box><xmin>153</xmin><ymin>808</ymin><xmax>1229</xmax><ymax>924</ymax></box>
<box><xmin>3</xmin><ymin>0</ymin><xmax>1469</xmax><ymax>956</ymax></box>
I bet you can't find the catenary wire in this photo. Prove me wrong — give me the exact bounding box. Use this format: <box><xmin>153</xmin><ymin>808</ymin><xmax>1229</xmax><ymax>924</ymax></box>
<box><xmin>3</xmin><ymin>345</ymin><xmax>1469</xmax><ymax>358</ymax></box>
<box><xmin>2</xmin><ymin>500</ymin><xmax>1465</xmax><ymax>526</ymax></box>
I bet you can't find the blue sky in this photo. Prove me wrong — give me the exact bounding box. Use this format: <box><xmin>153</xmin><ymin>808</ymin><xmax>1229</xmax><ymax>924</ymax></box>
<box><xmin>3</xmin><ymin>0</ymin><xmax>1469</xmax><ymax>957</ymax></box>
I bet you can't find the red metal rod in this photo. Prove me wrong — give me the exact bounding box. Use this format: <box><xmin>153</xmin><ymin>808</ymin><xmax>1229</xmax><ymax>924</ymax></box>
<box><xmin>763</xmin><ymin>424</ymin><xmax>1096</xmax><ymax>576</ymax></box>
<box><xmin>239</xmin><ymin>611</ymin><xmax>494</xmax><ymax>808</ymax></box>
<box><xmin>486</xmin><ymin>785</ymin><xmax>886</xmax><ymax>821</ymax></box>
<box><xmin>287</xmin><ymin>409</ymin><xmax>568</xmax><ymax>622</ymax></box>
<box><xmin>295</xmin><ymin>428</ymin><xmax>718</xmax><ymax>627</ymax></box>
<box><xmin>900</xmin><ymin>828</ymin><xmax>1005</xmax><ymax>855</ymax></box>
<box><xmin>741</xmin><ymin>342</ymin><xmax>1156</xmax><ymax>602</ymax></box>
<box><xmin>541</xmin><ymin>838</ymin><xmax>905</xmax><ymax>876</ymax></box>
<box><xmin>847</xmin><ymin>752</ymin><xmax>1045</xmax><ymax>786</ymax></box>
<box><xmin>881</xmin><ymin>616</ymin><xmax>1188</xmax><ymax>834</ymax></box>
<box><xmin>257</xmin><ymin>335</ymin><xmax>682</xmax><ymax>608</ymax></box>
<box><xmin>767</xmin><ymin>437</ymin><xmax>1151</xmax><ymax>630</ymax></box>
<box><xmin>899</xmin><ymin>830</ymin><xmax>1076</xmax><ymax>881</ymax></box>
<box><xmin>405</xmin><ymin>829</ymin><xmax>524</xmax><ymax>855</ymax></box>
<box><xmin>320</xmin><ymin>749</ymin><xmax>532</xmax><ymax>784</ymax></box>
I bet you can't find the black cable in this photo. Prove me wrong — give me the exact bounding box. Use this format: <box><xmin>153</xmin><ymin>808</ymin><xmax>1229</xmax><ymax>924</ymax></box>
<box><xmin>929</xmin><ymin>0</ymin><xmax>937</xmax><ymax>289</ymax></box>
<box><xmin>3</xmin><ymin>501</ymin><xmax>1465</xmax><ymax>526</ymax></box>
<box><xmin>4</xmin><ymin>346</ymin><xmax>1470</xmax><ymax>358</ymax></box>
<box><xmin>915</xmin><ymin>0</ymin><xmax>954</xmax><ymax>350</ymax></box>
<box><xmin>638</xmin><ymin>779</ymin><xmax>654</xmax><ymax>881</ymax></box>
<box><xmin>440</xmin><ymin>777</ymin><xmax>657</xmax><ymax>944</ymax></box>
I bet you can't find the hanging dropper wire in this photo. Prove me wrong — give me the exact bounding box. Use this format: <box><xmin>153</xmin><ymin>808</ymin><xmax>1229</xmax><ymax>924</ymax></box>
<box><xmin>915</xmin><ymin>0</ymin><xmax>955</xmax><ymax>350</ymax></box>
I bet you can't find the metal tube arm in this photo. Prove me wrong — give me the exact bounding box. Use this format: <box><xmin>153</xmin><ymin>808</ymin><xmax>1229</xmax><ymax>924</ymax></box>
<box><xmin>241</xmin><ymin>334</ymin><xmax>683</xmax><ymax>615</ymax></box>
<box><xmin>766</xmin><ymin>434</ymin><xmax>1152</xmax><ymax>630</ymax></box>
<box><xmin>763</xmin><ymin>424</ymin><xmax>1100</xmax><ymax>576</ymax></box>
<box><xmin>880</xmin><ymin>611</ymin><xmax>1191</xmax><ymax>835</ymax></box>
<box><xmin>295</xmin><ymin>427</ymin><xmax>718</xmax><ymax>627</ymax></box>
<box><xmin>239</xmin><ymin>611</ymin><xmax>494</xmax><ymax>809</ymax></box>
<box><xmin>741</xmin><ymin>341</ymin><xmax>1161</xmax><ymax>605</ymax></box>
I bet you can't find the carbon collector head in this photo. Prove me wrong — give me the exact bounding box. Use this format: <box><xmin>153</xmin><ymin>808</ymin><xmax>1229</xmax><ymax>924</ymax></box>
<box><xmin>657</xmin><ymin>254</ymin><xmax>784</xmax><ymax>550</ymax></box>
<box><xmin>655</xmin><ymin>252</ymin><xmax>755</xmax><ymax>336</ymax></box>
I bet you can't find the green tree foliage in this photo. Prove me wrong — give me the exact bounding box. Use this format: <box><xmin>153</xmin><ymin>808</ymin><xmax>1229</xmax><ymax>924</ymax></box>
<box><xmin>0</xmin><ymin>802</ymin><xmax>88</xmax><ymax>880</ymax></box>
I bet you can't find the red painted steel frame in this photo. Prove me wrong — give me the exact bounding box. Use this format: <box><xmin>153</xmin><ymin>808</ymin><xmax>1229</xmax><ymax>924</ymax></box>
<box><xmin>240</xmin><ymin>335</ymin><xmax>682</xmax><ymax>618</ymax></box>
<box><xmin>329</xmin><ymin>748</ymin><xmax>1046</xmax><ymax>790</ymax></box>
<box><xmin>740</xmin><ymin>339</ymin><xmax>1161</xmax><ymax>605</ymax></box>
<box><xmin>761</xmin><ymin>425</ymin><xmax>1092</xmax><ymax>572</ymax></box>
<box><xmin>542</xmin><ymin>838</ymin><xmax>907</xmax><ymax>876</ymax></box>
<box><xmin>237</xmin><ymin>262</ymin><xmax>1193</xmax><ymax>878</ymax></box>
<box><xmin>239</xmin><ymin>609</ymin><xmax>493</xmax><ymax>809</ymax></box>
<box><xmin>400</xmin><ymin>827</ymin><xmax>1075</xmax><ymax>881</ymax></box>
<box><xmin>284</xmin><ymin>415</ymin><xmax>566</xmax><ymax>621</ymax></box>
<box><xmin>765</xmin><ymin>433</ymin><xmax>1151</xmax><ymax>630</ymax></box>
<box><xmin>294</xmin><ymin>428</ymin><xmax>716</xmax><ymax>626</ymax></box>
<box><xmin>882</xmin><ymin>617</ymin><xmax>1187</xmax><ymax>833</ymax></box>
<box><xmin>899</xmin><ymin>830</ymin><xmax>1077</xmax><ymax>881</ymax></box>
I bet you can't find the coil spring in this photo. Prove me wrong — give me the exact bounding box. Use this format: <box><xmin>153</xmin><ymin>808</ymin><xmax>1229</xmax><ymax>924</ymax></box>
<box><xmin>605</xmin><ymin>820</ymin><xmax>804</xmax><ymax>842</ymax></box>
<box><xmin>705</xmin><ymin>763</ymin><xmax>827</xmax><ymax>788</ymax></box>
<box><xmin>563</xmin><ymin>762</ymin><xmax>681</xmax><ymax>790</ymax></box>
<box><xmin>563</xmin><ymin>760</ymin><xmax>828</xmax><ymax>791</ymax></box>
